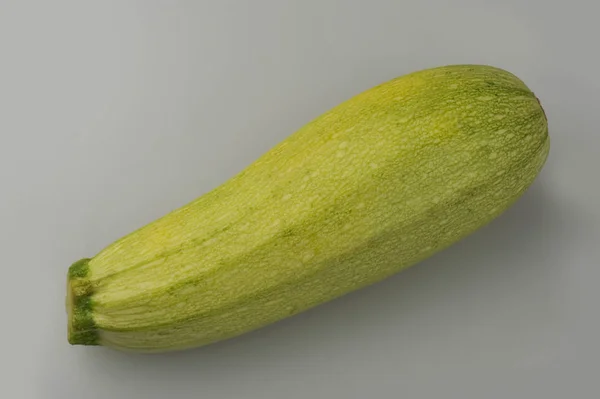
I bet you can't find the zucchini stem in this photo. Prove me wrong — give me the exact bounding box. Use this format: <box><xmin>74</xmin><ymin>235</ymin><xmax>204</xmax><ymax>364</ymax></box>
<box><xmin>66</xmin><ymin>259</ymin><xmax>99</xmax><ymax>346</ymax></box>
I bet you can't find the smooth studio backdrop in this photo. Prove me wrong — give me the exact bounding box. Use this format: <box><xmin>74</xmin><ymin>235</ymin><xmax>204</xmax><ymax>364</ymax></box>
<box><xmin>1</xmin><ymin>1</ymin><xmax>598</xmax><ymax>398</ymax></box>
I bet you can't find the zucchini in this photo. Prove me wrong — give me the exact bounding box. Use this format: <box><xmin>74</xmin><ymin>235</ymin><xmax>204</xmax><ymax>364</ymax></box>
<box><xmin>67</xmin><ymin>64</ymin><xmax>549</xmax><ymax>352</ymax></box>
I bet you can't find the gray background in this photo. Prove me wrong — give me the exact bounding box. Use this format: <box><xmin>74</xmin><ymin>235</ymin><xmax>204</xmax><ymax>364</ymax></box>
<box><xmin>1</xmin><ymin>0</ymin><xmax>598</xmax><ymax>398</ymax></box>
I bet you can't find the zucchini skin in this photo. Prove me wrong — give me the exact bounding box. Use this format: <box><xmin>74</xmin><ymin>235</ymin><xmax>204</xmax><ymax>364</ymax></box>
<box><xmin>67</xmin><ymin>64</ymin><xmax>549</xmax><ymax>352</ymax></box>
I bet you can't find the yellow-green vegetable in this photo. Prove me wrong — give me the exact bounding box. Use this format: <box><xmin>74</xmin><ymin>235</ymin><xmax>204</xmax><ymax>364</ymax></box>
<box><xmin>67</xmin><ymin>64</ymin><xmax>549</xmax><ymax>353</ymax></box>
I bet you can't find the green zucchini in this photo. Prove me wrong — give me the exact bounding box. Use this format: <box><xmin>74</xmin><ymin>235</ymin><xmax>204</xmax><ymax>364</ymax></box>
<box><xmin>67</xmin><ymin>64</ymin><xmax>549</xmax><ymax>353</ymax></box>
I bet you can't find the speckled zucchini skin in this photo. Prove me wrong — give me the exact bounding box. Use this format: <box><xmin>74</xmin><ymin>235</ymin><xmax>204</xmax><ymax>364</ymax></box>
<box><xmin>67</xmin><ymin>64</ymin><xmax>549</xmax><ymax>352</ymax></box>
